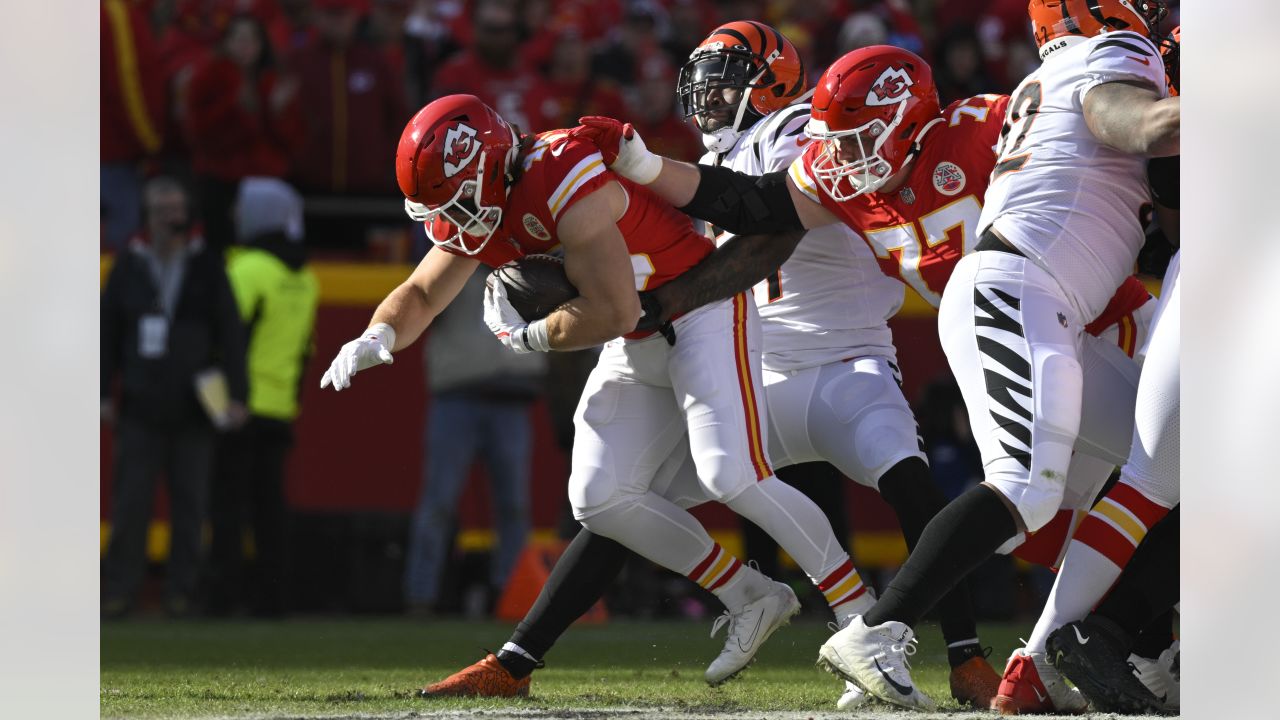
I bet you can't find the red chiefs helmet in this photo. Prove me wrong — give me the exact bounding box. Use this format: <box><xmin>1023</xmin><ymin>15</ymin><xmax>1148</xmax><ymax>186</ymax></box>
<box><xmin>1028</xmin><ymin>1</ymin><xmax>1168</xmax><ymax>60</ymax></box>
<box><xmin>806</xmin><ymin>46</ymin><xmax>942</xmax><ymax>201</ymax></box>
<box><xmin>396</xmin><ymin>94</ymin><xmax>520</xmax><ymax>255</ymax></box>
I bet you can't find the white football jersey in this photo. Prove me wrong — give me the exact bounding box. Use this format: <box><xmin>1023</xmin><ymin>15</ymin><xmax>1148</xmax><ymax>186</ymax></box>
<box><xmin>701</xmin><ymin>104</ymin><xmax>904</xmax><ymax>372</ymax></box>
<box><xmin>978</xmin><ymin>30</ymin><xmax>1167</xmax><ymax>321</ymax></box>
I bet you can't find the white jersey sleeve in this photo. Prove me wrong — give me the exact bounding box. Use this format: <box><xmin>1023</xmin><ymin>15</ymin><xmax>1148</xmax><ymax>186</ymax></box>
<box><xmin>1076</xmin><ymin>31</ymin><xmax>1167</xmax><ymax>105</ymax></box>
<box><xmin>709</xmin><ymin>103</ymin><xmax>902</xmax><ymax>372</ymax></box>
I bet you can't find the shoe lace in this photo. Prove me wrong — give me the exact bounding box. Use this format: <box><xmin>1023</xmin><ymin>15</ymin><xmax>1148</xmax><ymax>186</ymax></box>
<box><xmin>710</xmin><ymin>610</ymin><xmax>738</xmax><ymax>640</ymax></box>
<box><xmin>870</xmin><ymin>632</ymin><xmax>919</xmax><ymax>674</ymax></box>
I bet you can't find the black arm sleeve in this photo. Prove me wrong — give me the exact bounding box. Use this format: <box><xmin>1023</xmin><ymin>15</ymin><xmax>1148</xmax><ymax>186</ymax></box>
<box><xmin>677</xmin><ymin>166</ymin><xmax>805</xmax><ymax>235</ymax></box>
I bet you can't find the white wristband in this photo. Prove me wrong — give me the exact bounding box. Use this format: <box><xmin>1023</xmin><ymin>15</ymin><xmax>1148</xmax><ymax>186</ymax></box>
<box><xmin>619</xmin><ymin>149</ymin><xmax>663</xmax><ymax>186</ymax></box>
<box><xmin>367</xmin><ymin>322</ymin><xmax>397</xmax><ymax>351</ymax></box>
<box><xmin>523</xmin><ymin>319</ymin><xmax>551</xmax><ymax>352</ymax></box>
<box><xmin>627</xmin><ymin>149</ymin><xmax>665</xmax><ymax>184</ymax></box>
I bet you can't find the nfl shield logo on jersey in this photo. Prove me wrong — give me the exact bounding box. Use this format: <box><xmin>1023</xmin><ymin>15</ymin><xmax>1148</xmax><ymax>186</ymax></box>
<box><xmin>932</xmin><ymin>161</ymin><xmax>966</xmax><ymax>196</ymax></box>
<box><xmin>523</xmin><ymin>213</ymin><xmax>552</xmax><ymax>241</ymax></box>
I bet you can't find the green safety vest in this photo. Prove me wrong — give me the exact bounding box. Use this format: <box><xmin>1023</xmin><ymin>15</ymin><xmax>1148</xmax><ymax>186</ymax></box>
<box><xmin>226</xmin><ymin>247</ymin><xmax>319</xmax><ymax>421</ymax></box>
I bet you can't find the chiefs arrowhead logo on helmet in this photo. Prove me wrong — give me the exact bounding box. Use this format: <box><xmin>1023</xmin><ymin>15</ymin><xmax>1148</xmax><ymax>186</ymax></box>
<box><xmin>866</xmin><ymin>67</ymin><xmax>913</xmax><ymax>106</ymax></box>
<box><xmin>442</xmin><ymin>123</ymin><xmax>481</xmax><ymax>178</ymax></box>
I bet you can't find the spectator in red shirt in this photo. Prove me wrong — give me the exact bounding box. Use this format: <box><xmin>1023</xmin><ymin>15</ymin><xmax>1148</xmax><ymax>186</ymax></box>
<box><xmin>288</xmin><ymin>0</ymin><xmax>408</xmax><ymax>195</ymax></box>
<box><xmin>430</xmin><ymin>0</ymin><xmax>552</xmax><ymax>132</ymax></box>
<box><xmin>102</xmin><ymin>0</ymin><xmax>166</xmax><ymax>250</ymax></box>
<box><xmin>184</xmin><ymin>12</ymin><xmax>304</xmax><ymax>252</ymax></box>
<box><xmin>536</xmin><ymin>29</ymin><xmax>629</xmax><ymax>132</ymax></box>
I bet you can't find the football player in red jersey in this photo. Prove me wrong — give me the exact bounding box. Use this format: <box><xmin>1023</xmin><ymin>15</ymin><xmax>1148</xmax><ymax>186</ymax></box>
<box><xmin>320</xmin><ymin>94</ymin><xmax>868</xmax><ymax>691</ymax></box>
<box><xmin>573</xmin><ymin>39</ymin><xmax>1166</xmax><ymax>710</ymax></box>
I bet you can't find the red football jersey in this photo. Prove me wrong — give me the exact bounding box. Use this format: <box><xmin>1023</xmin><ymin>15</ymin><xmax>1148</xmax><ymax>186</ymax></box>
<box><xmin>789</xmin><ymin>94</ymin><xmax>1009</xmax><ymax>309</ymax></box>
<box><xmin>438</xmin><ymin>130</ymin><xmax>714</xmax><ymax>322</ymax></box>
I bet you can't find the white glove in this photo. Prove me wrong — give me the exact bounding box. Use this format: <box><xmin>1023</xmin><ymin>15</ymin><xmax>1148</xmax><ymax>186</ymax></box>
<box><xmin>484</xmin><ymin>274</ymin><xmax>550</xmax><ymax>354</ymax></box>
<box><xmin>320</xmin><ymin>323</ymin><xmax>396</xmax><ymax>391</ymax></box>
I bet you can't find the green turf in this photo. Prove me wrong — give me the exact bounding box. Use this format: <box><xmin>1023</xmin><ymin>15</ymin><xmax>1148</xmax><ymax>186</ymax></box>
<box><xmin>101</xmin><ymin>617</ymin><xmax>1035</xmax><ymax>718</ymax></box>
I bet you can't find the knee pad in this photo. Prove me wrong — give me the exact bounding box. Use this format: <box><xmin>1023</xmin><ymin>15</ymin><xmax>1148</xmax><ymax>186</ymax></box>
<box><xmin>1014</xmin><ymin>482</ymin><xmax>1068</xmax><ymax>533</ymax></box>
<box><xmin>851</xmin><ymin>407</ymin><xmax>923</xmax><ymax>483</ymax></box>
<box><xmin>986</xmin><ymin>473</ymin><xmax>1068</xmax><ymax>533</ymax></box>
<box><xmin>818</xmin><ymin>369</ymin><xmax>922</xmax><ymax>484</ymax></box>
<box><xmin>691</xmin><ymin>450</ymin><xmax>753</xmax><ymax>501</ymax></box>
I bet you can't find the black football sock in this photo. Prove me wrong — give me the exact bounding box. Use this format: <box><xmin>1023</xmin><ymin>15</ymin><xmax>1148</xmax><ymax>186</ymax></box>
<box><xmin>1093</xmin><ymin>506</ymin><xmax>1180</xmax><ymax>644</ymax></box>
<box><xmin>497</xmin><ymin>528</ymin><xmax>631</xmax><ymax>679</ymax></box>
<box><xmin>864</xmin><ymin>484</ymin><xmax>1018</xmax><ymax>629</ymax></box>
<box><xmin>879</xmin><ymin>457</ymin><xmax>982</xmax><ymax>664</ymax></box>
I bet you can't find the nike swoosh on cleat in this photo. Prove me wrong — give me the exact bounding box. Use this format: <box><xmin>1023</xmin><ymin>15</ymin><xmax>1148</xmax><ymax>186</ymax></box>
<box><xmin>1127</xmin><ymin>56</ymin><xmax>1151</xmax><ymax>66</ymax></box>
<box><xmin>737</xmin><ymin>612</ymin><xmax>766</xmax><ymax>652</ymax></box>
<box><xmin>873</xmin><ymin>657</ymin><xmax>915</xmax><ymax>697</ymax></box>
<box><xmin>1033</xmin><ymin>686</ymin><xmax>1047</xmax><ymax>703</ymax></box>
<box><xmin>1072</xmin><ymin>626</ymin><xmax>1090</xmax><ymax>645</ymax></box>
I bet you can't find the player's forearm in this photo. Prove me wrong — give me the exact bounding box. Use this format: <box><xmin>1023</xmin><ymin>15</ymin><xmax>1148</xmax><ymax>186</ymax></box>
<box><xmin>651</xmin><ymin>230</ymin><xmax>804</xmax><ymax>320</ymax></box>
<box><xmin>646</xmin><ymin>157</ymin><xmax>703</xmax><ymax>207</ymax></box>
<box><xmin>369</xmin><ymin>281</ymin><xmax>437</xmax><ymax>351</ymax></box>
<box><xmin>1137</xmin><ymin>97</ymin><xmax>1180</xmax><ymax>157</ymax></box>
<box><xmin>544</xmin><ymin>295</ymin><xmax>641</xmax><ymax>351</ymax></box>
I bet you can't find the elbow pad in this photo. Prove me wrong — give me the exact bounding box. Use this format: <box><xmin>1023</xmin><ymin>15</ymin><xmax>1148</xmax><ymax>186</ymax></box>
<box><xmin>678</xmin><ymin>166</ymin><xmax>804</xmax><ymax>235</ymax></box>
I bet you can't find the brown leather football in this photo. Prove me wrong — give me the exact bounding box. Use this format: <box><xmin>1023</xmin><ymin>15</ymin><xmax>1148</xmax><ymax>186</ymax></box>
<box><xmin>492</xmin><ymin>254</ymin><xmax>579</xmax><ymax>322</ymax></box>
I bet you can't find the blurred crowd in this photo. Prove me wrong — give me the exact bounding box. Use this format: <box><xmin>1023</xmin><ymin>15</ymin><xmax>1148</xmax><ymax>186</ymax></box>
<box><xmin>106</xmin><ymin>0</ymin><xmax>1176</xmax><ymax>256</ymax></box>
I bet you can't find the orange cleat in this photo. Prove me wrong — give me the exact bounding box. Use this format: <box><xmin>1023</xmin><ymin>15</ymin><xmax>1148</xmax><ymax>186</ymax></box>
<box><xmin>950</xmin><ymin>654</ymin><xmax>1001</xmax><ymax>708</ymax></box>
<box><xmin>991</xmin><ymin>648</ymin><xmax>1087</xmax><ymax>715</ymax></box>
<box><xmin>420</xmin><ymin>653</ymin><xmax>531</xmax><ymax>698</ymax></box>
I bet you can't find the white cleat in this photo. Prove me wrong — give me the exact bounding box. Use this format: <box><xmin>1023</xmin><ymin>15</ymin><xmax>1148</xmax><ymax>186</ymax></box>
<box><xmin>836</xmin><ymin>680</ymin><xmax>870</xmax><ymax>710</ymax></box>
<box><xmin>704</xmin><ymin>581</ymin><xmax>801</xmax><ymax>685</ymax></box>
<box><xmin>818</xmin><ymin>615</ymin><xmax>936</xmax><ymax>711</ymax></box>
<box><xmin>1130</xmin><ymin>640</ymin><xmax>1179</xmax><ymax>712</ymax></box>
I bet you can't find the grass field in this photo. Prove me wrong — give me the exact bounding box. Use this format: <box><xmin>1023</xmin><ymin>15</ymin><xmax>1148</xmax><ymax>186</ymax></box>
<box><xmin>101</xmin><ymin>618</ymin><xmax>1153</xmax><ymax>719</ymax></box>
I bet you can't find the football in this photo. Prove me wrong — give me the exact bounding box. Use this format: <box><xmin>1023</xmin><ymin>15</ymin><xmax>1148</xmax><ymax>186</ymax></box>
<box><xmin>492</xmin><ymin>254</ymin><xmax>579</xmax><ymax>322</ymax></box>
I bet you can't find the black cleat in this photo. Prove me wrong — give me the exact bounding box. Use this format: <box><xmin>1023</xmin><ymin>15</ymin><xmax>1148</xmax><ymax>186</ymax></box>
<box><xmin>1047</xmin><ymin>617</ymin><xmax>1168</xmax><ymax>715</ymax></box>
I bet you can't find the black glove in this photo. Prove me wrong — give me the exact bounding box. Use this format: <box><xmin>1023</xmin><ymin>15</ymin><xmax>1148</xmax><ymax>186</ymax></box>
<box><xmin>635</xmin><ymin>291</ymin><xmax>676</xmax><ymax>346</ymax></box>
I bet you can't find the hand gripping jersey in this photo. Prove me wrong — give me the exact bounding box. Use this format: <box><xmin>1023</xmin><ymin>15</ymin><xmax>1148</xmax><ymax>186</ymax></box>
<box><xmin>790</xmin><ymin>94</ymin><xmax>1009</xmax><ymax>309</ymax></box>
<box><xmin>443</xmin><ymin>130</ymin><xmax>714</xmax><ymax>295</ymax></box>
<box><xmin>704</xmin><ymin>103</ymin><xmax>904</xmax><ymax>372</ymax></box>
<box><xmin>978</xmin><ymin>30</ymin><xmax>1168</xmax><ymax>321</ymax></box>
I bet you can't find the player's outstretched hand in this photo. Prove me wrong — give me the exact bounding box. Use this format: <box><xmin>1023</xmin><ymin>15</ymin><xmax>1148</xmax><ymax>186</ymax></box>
<box><xmin>571</xmin><ymin>116</ymin><xmax>663</xmax><ymax>185</ymax></box>
<box><xmin>320</xmin><ymin>323</ymin><xmax>396</xmax><ymax>391</ymax></box>
<box><xmin>484</xmin><ymin>274</ymin><xmax>548</xmax><ymax>354</ymax></box>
